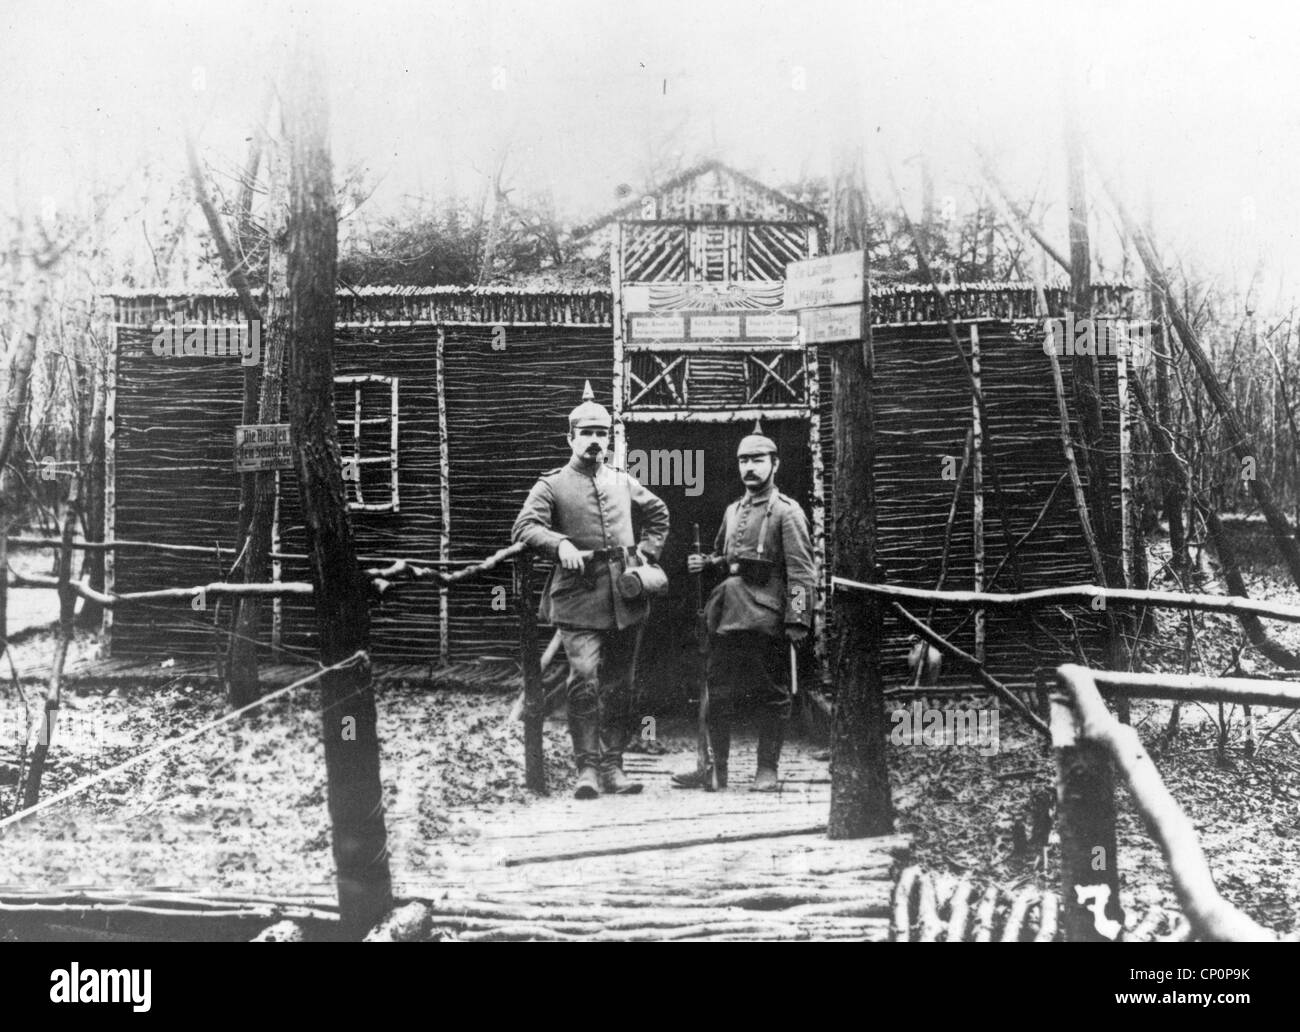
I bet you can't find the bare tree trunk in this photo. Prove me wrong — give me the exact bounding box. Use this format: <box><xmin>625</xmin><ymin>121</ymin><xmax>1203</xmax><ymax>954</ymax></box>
<box><xmin>227</xmin><ymin>118</ymin><xmax>288</xmax><ymax>707</ymax></box>
<box><xmin>827</xmin><ymin>151</ymin><xmax>893</xmax><ymax>839</ymax></box>
<box><xmin>1131</xmin><ymin>374</ymin><xmax>1300</xmax><ymax>668</ymax></box>
<box><xmin>0</xmin><ymin>272</ymin><xmax>48</xmax><ymax>478</ymax></box>
<box><xmin>21</xmin><ymin>480</ymin><xmax>78</xmax><ymax>808</ymax></box>
<box><xmin>1065</xmin><ymin>98</ymin><xmax>1127</xmax><ymax>714</ymax></box>
<box><xmin>284</xmin><ymin>43</ymin><xmax>391</xmax><ymax>936</ymax></box>
<box><xmin>1152</xmin><ymin>296</ymin><xmax>1187</xmax><ymax>579</ymax></box>
<box><xmin>477</xmin><ymin>146</ymin><xmax>511</xmax><ymax>285</ymax></box>
<box><xmin>77</xmin><ymin>360</ymin><xmax>106</xmax><ymax>628</ymax></box>
<box><xmin>1099</xmin><ymin>167</ymin><xmax>1300</xmax><ymax>591</ymax></box>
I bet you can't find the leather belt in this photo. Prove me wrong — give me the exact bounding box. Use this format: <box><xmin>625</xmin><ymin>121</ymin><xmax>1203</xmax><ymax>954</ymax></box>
<box><xmin>588</xmin><ymin>546</ymin><xmax>632</xmax><ymax>562</ymax></box>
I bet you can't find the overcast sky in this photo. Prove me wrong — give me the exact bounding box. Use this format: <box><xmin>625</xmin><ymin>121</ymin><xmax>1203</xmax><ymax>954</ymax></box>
<box><xmin>3</xmin><ymin>0</ymin><xmax>1299</xmax><ymax>304</ymax></box>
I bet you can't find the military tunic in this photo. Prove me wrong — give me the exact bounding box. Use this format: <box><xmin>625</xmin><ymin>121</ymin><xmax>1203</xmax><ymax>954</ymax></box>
<box><xmin>513</xmin><ymin>455</ymin><xmax>670</xmax><ymax>774</ymax></box>
<box><xmin>705</xmin><ymin>484</ymin><xmax>816</xmax><ymax>638</ymax></box>
<box><xmin>698</xmin><ymin>481</ymin><xmax>816</xmax><ymax>778</ymax></box>
<box><xmin>512</xmin><ymin>456</ymin><xmax>670</xmax><ymax>631</ymax></box>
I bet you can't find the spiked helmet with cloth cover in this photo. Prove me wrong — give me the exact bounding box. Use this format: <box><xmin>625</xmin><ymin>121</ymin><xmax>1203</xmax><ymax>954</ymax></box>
<box><xmin>569</xmin><ymin>380</ymin><xmax>612</xmax><ymax>430</ymax></box>
<box><xmin>736</xmin><ymin>419</ymin><xmax>777</xmax><ymax>458</ymax></box>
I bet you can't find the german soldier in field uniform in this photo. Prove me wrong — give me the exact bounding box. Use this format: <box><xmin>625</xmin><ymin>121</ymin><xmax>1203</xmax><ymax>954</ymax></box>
<box><xmin>673</xmin><ymin>425</ymin><xmax>815</xmax><ymax>791</ymax></box>
<box><xmin>512</xmin><ymin>383</ymin><xmax>670</xmax><ymax>799</ymax></box>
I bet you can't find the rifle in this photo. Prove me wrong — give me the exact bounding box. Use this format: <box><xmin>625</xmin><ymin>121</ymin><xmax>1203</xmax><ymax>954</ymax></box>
<box><xmin>692</xmin><ymin>523</ymin><xmax>718</xmax><ymax>790</ymax></box>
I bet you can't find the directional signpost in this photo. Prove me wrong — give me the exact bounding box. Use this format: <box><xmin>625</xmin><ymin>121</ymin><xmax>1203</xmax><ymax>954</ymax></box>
<box><xmin>785</xmin><ymin>249</ymin><xmax>866</xmax><ymax>345</ymax></box>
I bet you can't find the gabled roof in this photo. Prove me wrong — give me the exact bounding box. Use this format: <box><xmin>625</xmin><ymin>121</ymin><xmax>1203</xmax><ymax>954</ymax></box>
<box><xmin>573</xmin><ymin>159</ymin><xmax>825</xmax><ymax>238</ymax></box>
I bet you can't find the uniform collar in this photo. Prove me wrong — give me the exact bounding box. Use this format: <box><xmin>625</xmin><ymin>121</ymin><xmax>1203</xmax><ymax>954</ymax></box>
<box><xmin>743</xmin><ymin>481</ymin><xmax>775</xmax><ymax>504</ymax></box>
<box><xmin>568</xmin><ymin>455</ymin><xmax>604</xmax><ymax>477</ymax></box>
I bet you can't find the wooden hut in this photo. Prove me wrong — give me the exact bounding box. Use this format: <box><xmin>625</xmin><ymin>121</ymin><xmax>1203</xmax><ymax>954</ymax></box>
<box><xmin>105</xmin><ymin>163</ymin><xmax>1138</xmax><ymax>697</ymax></box>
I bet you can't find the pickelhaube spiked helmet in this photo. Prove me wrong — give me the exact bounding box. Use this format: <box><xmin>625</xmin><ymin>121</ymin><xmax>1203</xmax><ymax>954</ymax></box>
<box><xmin>736</xmin><ymin>419</ymin><xmax>778</xmax><ymax>457</ymax></box>
<box><xmin>568</xmin><ymin>381</ymin><xmax>612</xmax><ymax>429</ymax></box>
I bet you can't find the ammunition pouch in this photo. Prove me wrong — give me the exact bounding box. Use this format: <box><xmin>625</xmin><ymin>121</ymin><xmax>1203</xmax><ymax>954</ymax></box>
<box><xmin>728</xmin><ymin>555</ymin><xmax>777</xmax><ymax>588</ymax></box>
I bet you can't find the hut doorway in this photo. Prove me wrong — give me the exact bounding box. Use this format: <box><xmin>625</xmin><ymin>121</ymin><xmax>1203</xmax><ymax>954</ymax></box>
<box><xmin>626</xmin><ymin>418</ymin><xmax>813</xmax><ymax>713</ymax></box>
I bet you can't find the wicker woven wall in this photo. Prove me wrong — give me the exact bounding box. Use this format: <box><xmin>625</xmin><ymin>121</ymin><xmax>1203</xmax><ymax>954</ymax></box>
<box><xmin>109</xmin><ymin>287</ymin><xmax>1129</xmax><ymax>686</ymax></box>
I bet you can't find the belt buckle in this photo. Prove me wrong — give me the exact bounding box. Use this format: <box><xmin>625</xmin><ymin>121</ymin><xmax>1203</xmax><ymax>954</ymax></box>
<box><xmin>728</xmin><ymin>561</ymin><xmax>740</xmax><ymax>576</ymax></box>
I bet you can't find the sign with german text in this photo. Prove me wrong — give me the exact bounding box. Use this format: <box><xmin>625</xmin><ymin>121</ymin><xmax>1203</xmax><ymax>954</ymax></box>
<box><xmin>234</xmin><ymin>423</ymin><xmax>293</xmax><ymax>472</ymax></box>
<box><xmin>784</xmin><ymin>251</ymin><xmax>865</xmax><ymax>309</ymax></box>
<box><xmin>745</xmin><ymin>314</ymin><xmax>799</xmax><ymax>340</ymax></box>
<box><xmin>630</xmin><ymin>316</ymin><xmax>687</xmax><ymax>340</ymax></box>
<box><xmin>625</xmin><ymin>310</ymin><xmax>798</xmax><ymax>346</ymax></box>
<box><xmin>688</xmin><ymin>315</ymin><xmax>741</xmax><ymax>339</ymax></box>
<box><xmin>800</xmin><ymin>304</ymin><xmax>863</xmax><ymax>345</ymax></box>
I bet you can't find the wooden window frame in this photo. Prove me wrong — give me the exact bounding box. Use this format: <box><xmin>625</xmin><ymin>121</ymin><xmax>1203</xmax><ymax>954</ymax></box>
<box><xmin>335</xmin><ymin>373</ymin><xmax>399</xmax><ymax>513</ymax></box>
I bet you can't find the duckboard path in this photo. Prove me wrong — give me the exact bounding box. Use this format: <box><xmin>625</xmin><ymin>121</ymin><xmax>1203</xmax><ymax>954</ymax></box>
<box><xmin>405</xmin><ymin>742</ymin><xmax>910</xmax><ymax>942</ymax></box>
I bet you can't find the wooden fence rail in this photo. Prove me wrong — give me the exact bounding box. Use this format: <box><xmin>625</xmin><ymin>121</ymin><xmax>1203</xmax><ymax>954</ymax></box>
<box><xmin>1053</xmin><ymin>664</ymin><xmax>1282</xmax><ymax>943</ymax></box>
<box><xmin>832</xmin><ymin>576</ymin><xmax>1300</xmax><ymax>626</ymax></box>
<box><xmin>5</xmin><ymin>538</ymin><xmax>551</xmax><ymax>792</ymax></box>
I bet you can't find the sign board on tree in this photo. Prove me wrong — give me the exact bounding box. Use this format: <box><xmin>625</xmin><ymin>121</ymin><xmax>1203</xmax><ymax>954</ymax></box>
<box><xmin>234</xmin><ymin>423</ymin><xmax>293</xmax><ymax>472</ymax></box>
<box><xmin>783</xmin><ymin>250</ymin><xmax>866</xmax><ymax>309</ymax></box>
<box><xmin>800</xmin><ymin>304</ymin><xmax>864</xmax><ymax>345</ymax></box>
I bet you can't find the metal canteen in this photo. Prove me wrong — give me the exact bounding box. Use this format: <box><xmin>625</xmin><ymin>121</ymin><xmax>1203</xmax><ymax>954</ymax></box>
<box><xmin>616</xmin><ymin>563</ymin><xmax>669</xmax><ymax>600</ymax></box>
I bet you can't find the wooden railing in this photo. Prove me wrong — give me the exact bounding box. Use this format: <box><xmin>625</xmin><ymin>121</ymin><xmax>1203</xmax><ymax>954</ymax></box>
<box><xmin>1053</xmin><ymin>664</ymin><xmax>1289</xmax><ymax>942</ymax></box>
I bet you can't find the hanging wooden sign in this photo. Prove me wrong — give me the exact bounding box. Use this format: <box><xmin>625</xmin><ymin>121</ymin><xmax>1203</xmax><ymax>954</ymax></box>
<box><xmin>800</xmin><ymin>304</ymin><xmax>864</xmax><ymax>345</ymax></box>
<box><xmin>234</xmin><ymin>423</ymin><xmax>293</xmax><ymax>472</ymax></box>
<box><xmin>784</xmin><ymin>250</ymin><xmax>866</xmax><ymax>309</ymax></box>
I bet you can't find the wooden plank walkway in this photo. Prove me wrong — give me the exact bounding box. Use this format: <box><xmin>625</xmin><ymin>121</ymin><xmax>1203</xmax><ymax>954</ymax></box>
<box><xmin>401</xmin><ymin>744</ymin><xmax>910</xmax><ymax>942</ymax></box>
<box><xmin>55</xmin><ymin>658</ymin><xmax>911</xmax><ymax>940</ymax></box>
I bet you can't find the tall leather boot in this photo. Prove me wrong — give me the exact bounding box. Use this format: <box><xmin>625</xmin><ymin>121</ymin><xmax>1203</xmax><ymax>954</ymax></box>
<box><xmin>598</xmin><ymin>699</ymin><xmax>643</xmax><ymax>795</ymax></box>
<box><xmin>751</xmin><ymin>709</ymin><xmax>785</xmax><ymax>792</ymax></box>
<box><xmin>569</xmin><ymin>711</ymin><xmax>601</xmax><ymax>800</ymax></box>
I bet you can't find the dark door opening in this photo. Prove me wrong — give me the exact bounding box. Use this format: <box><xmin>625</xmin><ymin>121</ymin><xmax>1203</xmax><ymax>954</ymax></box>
<box><xmin>627</xmin><ymin>418</ymin><xmax>813</xmax><ymax>714</ymax></box>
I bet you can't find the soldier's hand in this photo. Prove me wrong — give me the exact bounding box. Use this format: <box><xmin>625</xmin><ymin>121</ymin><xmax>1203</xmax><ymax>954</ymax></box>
<box><xmin>784</xmin><ymin>624</ymin><xmax>809</xmax><ymax>645</ymax></box>
<box><xmin>557</xmin><ymin>540</ymin><xmax>584</xmax><ymax>570</ymax></box>
<box><xmin>686</xmin><ymin>552</ymin><xmax>707</xmax><ymax>574</ymax></box>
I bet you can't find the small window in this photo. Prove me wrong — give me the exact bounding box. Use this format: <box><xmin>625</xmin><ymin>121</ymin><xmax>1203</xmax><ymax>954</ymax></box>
<box><xmin>335</xmin><ymin>374</ymin><xmax>399</xmax><ymax>513</ymax></box>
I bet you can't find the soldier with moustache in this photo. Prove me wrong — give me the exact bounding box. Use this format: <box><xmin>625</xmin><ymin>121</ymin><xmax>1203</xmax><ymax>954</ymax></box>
<box><xmin>673</xmin><ymin>424</ymin><xmax>815</xmax><ymax>792</ymax></box>
<box><xmin>512</xmin><ymin>383</ymin><xmax>670</xmax><ymax>799</ymax></box>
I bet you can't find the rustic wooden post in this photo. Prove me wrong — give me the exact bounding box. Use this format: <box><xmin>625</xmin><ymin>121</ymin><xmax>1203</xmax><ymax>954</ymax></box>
<box><xmin>828</xmin><ymin>223</ymin><xmax>893</xmax><ymax>838</ymax></box>
<box><xmin>515</xmin><ymin>551</ymin><xmax>546</xmax><ymax>793</ymax></box>
<box><xmin>284</xmin><ymin>39</ymin><xmax>391</xmax><ymax>936</ymax></box>
<box><xmin>1065</xmin><ymin>90</ymin><xmax>1128</xmax><ymax>721</ymax></box>
<box><xmin>436</xmin><ymin>327</ymin><xmax>451</xmax><ymax>663</ymax></box>
<box><xmin>1052</xmin><ymin>667</ymin><xmax>1124</xmax><ymax>942</ymax></box>
<box><xmin>22</xmin><ymin>480</ymin><xmax>79</xmax><ymax>809</ymax></box>
<box><xmin>227</xmin><ymin>116</ymin><xmax>289</xmax><ymax>708</ymax></box>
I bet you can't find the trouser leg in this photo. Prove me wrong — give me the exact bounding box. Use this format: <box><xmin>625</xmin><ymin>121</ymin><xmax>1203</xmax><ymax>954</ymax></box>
<box><xmin>756</xmin><ymin>634</ymin><xmax>792</xmax><ymax>773</ymax></box>
<box><xmin>597</xmin><ymin>623</ymin><xmax>641</xmax><ymax>773</ymax></box>
<box><xmin>560</xmin><ymin>627</ymin><xmax>602</xmax><ymax>771</ymax></box>
<box><xmin>706</xmin><ymin>636</ymin><xmax>741</xmax><ymax>780</ymax></box>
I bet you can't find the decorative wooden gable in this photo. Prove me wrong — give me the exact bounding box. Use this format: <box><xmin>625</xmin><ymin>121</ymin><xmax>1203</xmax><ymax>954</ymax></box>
<box><xmin>636</xmin><ymin>162</ymin><xmax>822</xmax><ymax>224</ymax></box>
<box><xmin>612</xmin><ymin>163</ymin><xmax>822</xmax><ymax>419</ymax></box>
<box><xmin>616</xmin><ymin>163</ymin><xmax>821</xmax><ymax>287</ymax></box>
